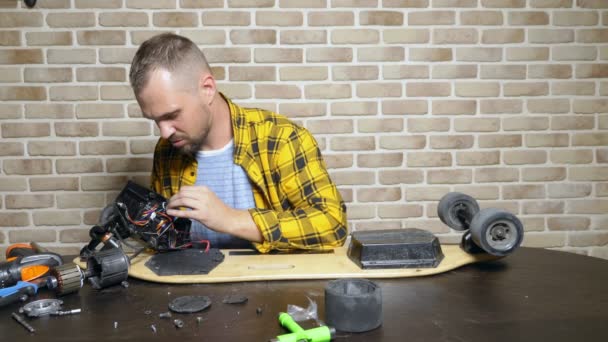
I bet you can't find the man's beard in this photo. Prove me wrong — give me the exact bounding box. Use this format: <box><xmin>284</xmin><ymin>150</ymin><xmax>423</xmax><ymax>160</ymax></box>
<box><xmin>175</xmin><ymin>130</ymin><xmax>207</xmax><ymax>157</ymax></box>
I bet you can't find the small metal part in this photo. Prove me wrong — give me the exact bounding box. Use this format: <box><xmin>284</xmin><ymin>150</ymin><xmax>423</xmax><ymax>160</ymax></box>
<box><xmin>51</xmin><ymin>309</ymin><xmax>81</xmax><ymax>316</ymax></box>
<box><xmin>256</xmin><ymin>307</ymin><xmax>263</xmax><ymax>315</ymax></box>
<box><xmin>20</xmin><ymin>299</ymin><xmax>64</xmax><ymax>318</ymax></box>
<box><xmin>173</xmin><ymin>319</ymin><xmax>184</xmax><ymax>329</ymax></box>
<box><xmin>159</xmin><ymin>311</ymin><xmax>172</xmax><ymax>319</ymax></box>
<box><xmin>196</xmin><ymin>317</ymin><xmax>202</xmax><ymax>324</ymax></box>
<box><xmin>150</xmin><ymin>324</ymin><xmax>157</xmax><ymax>333</ymax></box>
<box><xmin>121</xmin><ymin>281</ymin><xmax>129</xmax><ymax>288</ymax></box>
<box><xmin>144</xmin><ymin>310</ymin><xmax>152</xmax><ymax>315</ymax></box>
<box><xmin>12</xmin><ymin>312</ymin><xmax>35</xmax><ymax>333</ymax></box>
<box><xmin>114</xmin><ymin>321</ymin><xmax>118</xmax><ymax>329</ymax></box>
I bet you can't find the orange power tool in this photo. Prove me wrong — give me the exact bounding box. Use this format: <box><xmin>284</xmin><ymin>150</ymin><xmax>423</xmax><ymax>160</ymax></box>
<box><xmin>0</xmin><ymin>243</ymin><xmax>63</xmax><ymax>288</ymax></box>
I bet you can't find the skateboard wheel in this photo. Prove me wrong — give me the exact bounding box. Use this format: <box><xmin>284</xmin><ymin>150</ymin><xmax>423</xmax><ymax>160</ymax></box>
<box><xmin>469</xmin><ymin>208</ymin><xmax>524</xmax><ymax>257</ymax></box>
<box><xmin>325</xmin><ymin>279</ymin><xmax>382</xmax><ymax>333</ymax></box>
<box><xmin>437</xmin><ymin>192</ymin><xmax>479</xmax><ymax>231</ymax></box>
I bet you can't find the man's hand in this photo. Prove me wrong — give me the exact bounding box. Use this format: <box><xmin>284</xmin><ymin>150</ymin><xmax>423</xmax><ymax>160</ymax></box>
<box><xmin>165</xmin><ymin>186</ymin><xmax>263</xmax><ymax>242</ymax></box>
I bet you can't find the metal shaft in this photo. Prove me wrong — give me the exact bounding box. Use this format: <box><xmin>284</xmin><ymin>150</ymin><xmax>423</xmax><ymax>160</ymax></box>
<box><xmin>12</xmin><ymin>312</ymin><xmax>35</xmax><ymax>333</ymax></box>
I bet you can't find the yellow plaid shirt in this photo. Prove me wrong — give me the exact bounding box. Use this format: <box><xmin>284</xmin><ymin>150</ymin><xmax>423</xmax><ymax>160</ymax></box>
<box><xmin>150</xmin><ymin>96</ymin><xmax>347</xmax><ymax>253</ymax></box>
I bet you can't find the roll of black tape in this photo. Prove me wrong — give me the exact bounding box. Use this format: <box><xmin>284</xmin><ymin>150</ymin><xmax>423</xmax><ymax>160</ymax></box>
<box><xmin>325</xmin><ymin>278</ymin><xmax>382</xmax><ymax>333</ymax></box>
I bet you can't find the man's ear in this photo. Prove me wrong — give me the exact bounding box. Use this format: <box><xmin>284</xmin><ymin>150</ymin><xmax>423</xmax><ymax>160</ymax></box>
<box><xmin>198</xmin><ymin>72</ymin><xmax>216</xmax><ymax>105</ymax></box>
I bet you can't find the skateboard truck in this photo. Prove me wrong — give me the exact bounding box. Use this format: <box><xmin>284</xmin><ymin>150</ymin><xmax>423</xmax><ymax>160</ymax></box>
<box><xmin>437</xmin><ymin>192</ymin><xmax>524</xmax><ymax>257</ymax></box>
<box><xmin>270</xmin><ymin>312</ymin><xmax>335</xmax><ymax>342</ymax></box>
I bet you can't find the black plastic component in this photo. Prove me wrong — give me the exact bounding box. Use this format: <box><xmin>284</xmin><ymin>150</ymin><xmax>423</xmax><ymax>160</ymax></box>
<box><xmin>325</xmin><ymin>279</ymin><xmax>382</xmax><ymax>333</ymax></box>
<box><xmin>437</xmin><ymin>192</ymin><xmax>480</xmax><ymax>231</ymax></box>
<box><xmin>460</xmin><ymin>231</ymin><xmax>485</xmax><ymax>255</ymax></box>
<box><xmin>168</xmin><ymin>296</ymin><xmax>211</xmax><ymax>313</ymax></box>
<box><xmin>145</xmin><ymin>248</ymin><xmax>225</xmax><ymax>276</ymax></box>
<box><xmin>222</xmin><ymin>294</ymin><xmax>248</xmax><ymax>304</ymax></box>
<box><xmin>86</xmin><ymin>247</ymin><xmax>130</xmax><ymax>290</ymax></box>
<box><xmin>24</xmin><ymin>0</ymin><xmax>37</xmax><ymax>8</ymax></box>
<box><xmin>347</xmin><ymin>228</ymin><xmax>444</xmax><ymax>269</ymax></box>
<box><xmin>469</xmin><ymin>208</ymin><xmax>524</xmax><ymax>257</ymax></box>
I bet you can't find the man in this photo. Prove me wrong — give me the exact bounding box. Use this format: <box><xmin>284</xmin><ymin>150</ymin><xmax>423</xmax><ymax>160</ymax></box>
<box><xmin>129</xmin><ymin>33</ymin><xmax>347</xmax><ymax>253</ymax></box>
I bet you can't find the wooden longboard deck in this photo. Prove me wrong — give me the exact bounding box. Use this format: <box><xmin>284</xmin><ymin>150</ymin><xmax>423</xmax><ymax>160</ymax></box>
<box><xmin>74</xmin><ymin>244</ymin><xmax>499</xmax><ymax>284</ymax></box>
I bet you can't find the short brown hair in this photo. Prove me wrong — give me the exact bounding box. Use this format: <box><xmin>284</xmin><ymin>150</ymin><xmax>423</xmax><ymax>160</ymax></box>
<box><xmin>129</xmin><ymin>33</ymin><xmax>210</xmax><ymax>96</ymax></box>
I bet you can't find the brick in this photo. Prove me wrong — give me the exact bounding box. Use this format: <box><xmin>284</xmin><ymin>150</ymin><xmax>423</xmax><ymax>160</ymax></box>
<box><xmin>453</xmin><ymin>185</ymin><xmax>500</xmax><ymax>200</ymax></box>
<box><xmin>55</xmin><ymin>122</ymin><xmax>98</xmax><ymax>137</ymax></box>
<box><xmin>33</xmin><ymin>211</ymin><xmax>81</xmax><ymax>226</ymax></box>
<box><xmin>523</xmin><ymin>201</ymin><xmax>564</xmax><ymax>215</ymax></box>
<box><xmin>410</xmin><ymin>48</ymin><xmax>452</xmax><ymax>61</ymax></box>
<box><xmin>432</xmin><ymin>100</ymin><xmax>476</xmax><ymax>115</ymax></box>
<box><xmin>76</xmin><ymin>0</ymin><xmax>122</xmax><ymax>8</ymax></box>
<box><xmin>254</xmin><ymin>48</ymin><xmax>302</xmax><ymax>63</ymax></box>
<box><xmin>101</xmin><ymin>85</ymin><xmax>134</xmax><ymax>101</ymax></box>
<box><xmin>231</xmin><ymin>29</ymin><xmax>276</xmax><ymax>45</ymax></box>
<box><xmin>552</xmin><ymin>46</ymin><xmax>597</xmax><ymax>61</ymax></box>
<box><xmin>572</xmin><ymin>133</ymin><xmax>608</xmax><ymax>146</ymax></box>
<box><xmin>30</xmin><ymin>177</ymin><xmax>78</xmax><ymax>191</ymax></box>
<box><xmin>80</xmin><ymin>141</ymin><xmax>127</xmax><ymax>155</ymax></box>
<box><xmin>405</xmin><ymin>186</ymin><xmax>450</xmax><ymax>201</ymax></box>
<box><xmin>357</xmin><ymin>187</ymin><xmax>401</xmax><ymax>202</ymax></box>
<box><xmin>576</xmin><ymin>64</ymin><xmax>608</xmax><ymax>78</ymax></box>
<box><xmin>598</xmin><ymin>183</ymin><xmax>608</xmax><ymax>197</ymax></box>
<box><xmin>280</xmin><ymin>0</ymin><xmax>326</xmax><ymax>7</ymax></box>
<box><xmin>4</xmin><ymin>159</ymin><xmax>52</xmax><ymax>175</ymax></box>
<box><xmin>456</xmin><ymin>47</ymin><xmax>501</xmax><ymax>62</ymax></box>
<box><xmin>82</xmin><ymin>175</ymin><xmax>129</xmax><ymax>191</ymax></box>
<box><xmin>0</xmin><ymin>49</ymin><xmax>43</xmax><ymax>64</ymax></box>
<box><xmin>408</xmin><ymin>152</ymin><xmax>452</xmax><ymax>167</ymax></box>
<box><xmin>428</xmin><ymin>169</ymin><xmax>472</xmax><ymax>184</ymax></box>
<box><xmin>433</xmin><ymin>28</ymin><xmax>478</xmax><ymax>44</ymax></box>
<box><xmin>332</xmin><ymin>29</ymin><xmax>379</xmax><ymax>44</ymax></box>
<box><xmin>358</xmin><ymin>47</ymin><xmax>404</xmax><ymax>62</ymax></box>
<box><xmin>332</xmin><ymin>0</ymin><xmax>378</xmax><ymax>7</ymax></box>
<box><xmin>455</xmin><ymin>118</ymin><xmax>499</xmax><ymax>132</ymax></box>
<box><xmin>102</xmin><ymin>122</ymin><xmax>150</xmax><ymax>137</ymax></box>
<box><xmin>28</xmin><ymin>141</ymin><xmax>76</xmax><ymax>156</ymax></box>
<box><xmin>280</xmin><ymin>30</ymin><xmax>326</xmax><ymax>44</ymax></box>
<box><xmin>407</xmin><ymin>82</ymin><xmax>450</xmax><ymax>97</ymax></box>
<box><xmin>24</xmin><ymin>68</ymin><xmax>71</xmax><ymax>83</ymax></box>
<box><xmin>57</xmin><ymin>193</ymin><xmax>105</xmax><ymax>208</ymax></box>
<box><xmin>432</xmin><ymin>65</ymin><xmax>476</xmax><ymax>79</ymax></box>
<box><xmin>521</xmin><ymin>232</ymin><xmax>565</xmax><ymax>247</ymax></box>
<box><xmin>0</xmin><ymin>142</ymin><xmax>23</xmax><ymax>156</ymax></box>
<box><xmin>2</xmin><ymin>123</ymin><xmax>49</xmax><ymax>138</ymax></box>
<box><xmin>47</xmin><ymin>48</ymin><xmax>96</xmax><ymax>64</ymax></box>
<box><xmin>526</xmin><ymin>133</ymin><xmax>569</xmax><ymax>147</ymax></box>
<box><xmin>230</xmin><ymin>66</ymin><xmax>276</xmax><ymax>82</ymax></box>
<box><xmin>481</xmin><ymin>0</ymin><xmax>525</xmax><ymax>7</ymax></box>
<box><xmin>503</xmin><ymin>185</ymin><xmax>545</xmax><ymax>199</ymax></box>
<box><xmin>355</xmin><ymin>221</ymin><xmax>402</xmax><ymax>231</ymax></box>
<box><xmin>0</xmin><ymin>213</ymin><xmax>29</xmax><ymax>227</ymax></box>
<box><xmin>479</xmin><ymin>134</ymin><xmax>522</xmax><ymax>148</ymax></box>
<box><xmin>77</xmin><ymin>67</ymin><xmax>125</xmax><ymax>82</ymax></box>
<box><xmin>77</xmin><ymin>31</ymin><xmax>126</xmax><ymax>45</ymax></box>
<box><xmin>59</xmin><ymin>229</ymin><xmax>91</xmax><ymax>243</ymax></box>
<box><xmin>554</xmin><ymin>11</ymin><xmax>598</xmax><ymax>26</ymax></box>
<box><xmin>523</xmin><ymin>167</ymin><xmax>567</xmax><ymax>181</ymax></box>
<box><xmin>455</xmin><ymin>82</ymin><xmax>499</xmax><ymax>97</ymax></box>
<box><xmin>360</xmin><ymin>11</ymin><xmax>403</xmax><ymax>25</ymax></box>
<box><xmin>9</xmin><ymin>230</ymin><xmax>56</xmax><ymax>243</ymax></box>
<box><xmin>408</xmin><ymin>118</ymin><xmax>449</xmax><ymax>132</ymax></box>
<box><xmin>0</xmin><ymin>104</ymin><xmax>22</xmax><ymax>119</ymax></box>
<box><xmin>379</xmin><ymin>170</ymin><xmax>424</xmax><ymax>184</ymax></box>
<box><xmin>547</xmin><ymin>217</ymin><xmax>590</xmax><ymax>231</ymax></box>
<box><xmin>0</xmin><ymin>12</ymin><xmax>42</xmax><ymax>27</ymax></box>
<box><xmin>527</xmin><ymin>99</ymin><xmax>570</xmax><ymax>114</ymax></box>
<box><xmin>504</xmin><ymin>82</ymin><xmax>549</xmax><ymax>97</ymax></box>
<box><xmin>408</xmin><ymin>11</ymin><xmax>455</xmax><ymax>25</ymax></box>
<box><xmin>256</xmin><ymin>11</ymin><xmax>303</xmax><ymax>26</ymax></box>
<box><xmin>550</xmin><ymin>150</ymin><xmax>593</xmax><ymax>164</ymax></box>
<box><xmin>482</xmin><ymin>29</ymin><xmax>524</xmax><ymax>44</ymax></box>
<box><xmin>202</xmin><ymin>11</ymin><xmax>250</xmax><ymax>26</ymax></box>
<box><xmin>358</xmin><ymin>153</ymin><xmax>403</xmax><ymax>168</ymax></box>
<box><xmin>26</xmin><ymin>104</ymin><xmax>73</xmax><ymax>119</ymax></box>
<box><xmin>333</xmin><ymin>66</ymin><xmax>378</xmax><ymax>81</ymax></box>
<box><xmin>179</xmin><ymin>30</ymin><xmax>225</xmax><ymax>45</ymax></box>
<box><xmin>343</xmin><ymin>204</ymin><xmax>374</xmax><ymax>220</ymax></box>
<box><xmin>548</xmin><ymin>183</ymin><xmax>592</xmax><ymax>199</ymax></box>
<box><xmin>552</xmin><ymin>81</ymin><xmax>595</xmax><ymax>96</ymax></box>
<box><xmin>480</xmin><ymin>99</ymin><xmax>522</xmax><ymax>114</ymax></box>
<box><xmin>509</xmin><ymin>11</ymin><xmax>549</xmax><ymax>25</ymax></box>
<box><xmin>76</xmin><ymin>104</ymin><xmax>123</xmax><ymax>119</ymax></box>
<box><xmin>382</xmin><ymin>0</ymin><xmax>428</xmax><ymax>7</ymax></box>
<box><xmin>530</xmin><ymin>0</ymin><xmax>572</xmax><ymax>7</ymax></box>
<box><xmin>406</xmin><ymin>220</ymin><xmax>450</xmax><ymax>234</ymax></box>
<box><xmin>324</xmin><ymin>154</ymin><xmax>353</xmax><ymax>169</ymax></box>
<box><xmin>129</xmin><ymin>139</ymin><xmax>156</xmax><ymax>155</ymax></box>
<box><xmin>308</xmin><ymin>11</ymin><xmax>354</xmax><ymax>26</ymax></box>
<box><xmin>382</xmin><ymin>100</ymin><xmax>427</xmax><ymax>115</ymax></box>
<box><xmin>26</xmin><ymin>31</ymin><xmax>72</xmax><ymax>46</ymax></box>
<box><xmin>6</xmin><ymin>194</ymin><xmax>53</xmax><ymax>209</ymax></box>
<box><xmin>378</xmin><ymin>205</ymin><xmax>423</xmax><ymax>219</ymax></box>
<box><xmin>0</xmin><ymin>67</ymin><xmax>20</xmax><ymax>82</ymax></box>
<box><xmin>601</xmin><ymin>115</ymin><xmax>608</xmax><ymax>129</ymax></box>
<box><xmin>380</xmin><ymin>136</ymin><xmax>426</xmax><ymax>150</ymax></box>
<box><xmin>570</xmin><ymin>167</ymin><xmax>608</xmax><ymax>181</ymax></box>
<box><xmin>330</xmin><ymin>171</ymin><xmax>374</xmax><ymax>185</ymax></box>
<box><xmin>552</xmin><ymin>116</ymin><xmax>594</xmax><ymax>131</ymax></box>
<box><xmin>599</xmin><ymin>149</ymin><xmax>608</xmax><ymax>163</ymax></box>
<box><xmin>50</xmin><ymin>86</ymin><xmax>97</xmax><ymax>101</ymax></box>
<box><xmin>504</xmin><ymin>150</ymin><xmax>547</xmax><ymax>165</ymax></box>
<box><xmin>307</xmin><ymin>119</ymin><xmax>353</xmax><ymax>134</ymax></box>
<box><xmin>460</xmin><ymin>11</ymin><xmax>503</xmax><ymax>25</ymax></box>
<box><xmin>307</xmin><ymin>48</ymin><xmax>352</xmax><ymax>63</ymax></box>
<box><xmin>529</xmin><ymin>65</ymin><xmax>572</xmax><ymax>79</ymax></box>
<box><xmin>56</xmin><ymin>158</ymin><xmax>103</xmax><ymax>173</ymax></box>
<box><xmin>456</xmin><ymin>151</ymin><xmax>500</xmax><ymax>165</ymax></box>
<box><xmin>384</xmin><ymin>66</ymin><xmax>428</xmax><ymax>80</ymax></box>
<box><xmin>529</xmin><ymin>29</ymin><xmax>574</xmax><ymax>43</ymax></box>
<box><xmin>568</xmin><ymin>200</ymin><xmax>608</xmax><ymax>215</ymax></box>
<box><xmin>480</xmin><ymin>65</ymin><xmax>525</xmax><ymax>80</ymax></box>
<box><xmin>304</xmin><ymin>84</ymin><xmax>349</xmax><ymax>99</ymax></box>
<box><xmin>573</xmin><ymin>99</ymin><xmax>608</xmax><ymax>114</ymax></box>
<box><xmin>507</xmin><ymin>47</ymin><xmax>549</xmax><ymax>61</ymax></box>
<box><xmin>577</xmin><ymin>0</ymin><xmax>608</xmax><ymax>8</ymax></box>
<box><xmin>433</xmin><ymin>0</ymin><xmax>476</xmax><ymax>7</ymax></box>
<box><xmin>228</xmin><ymin>0</ymin><xmax>274</xmax><ymax>7</ymax></box>
<box><xmin>359</xmin><ymin>118</ymin><xmax>403</xmax><ymax>133</ymax></box>
<box><xmin>180</xmin><ymin>0</ymin><xmax>223</xmax><ymax>7</ymax></box>
<box><xmin>356</xmin><ymin>83</ymin><xmax>401</xmax><ymax>98</ymax></box>
<box><xmin>217</xmin><ymin>84</ymin><xmax>251</xmax><ymax>99</ymax></box>
<box><xmin>431</xmin><ymin>135</ymin><xmax>475</xmax><ymax>149</ymax></box>
<box><xmin>384</xmin><ymin>29</ymin><xmax>429</xmax><ymax>43</ymax></box>
<box><xmin>47</xmin><ymin>12</ymin><xmax>95</xmax><ymax>27</ymax></box>
<box><xmin>475</xmin><ymin>167</ymin><xmax>519</xmax><ymax>182</ymax></box>
<box><xmin>127</xmin><ymin>0</ymin><xmax>175</xmax><ymax>8</ymax></box>
<box><xmin>330</xmin><ymin>102</ymin><xmax>377</xmax><ymax>116</ymax></box>
<box><xmin>330</xmin><ymin>137</ymin><xmax>375</xmax><ymax>151</ymax></box>
<box><xmin>131</xmin><ymin>31</ymin><xmax>177</xmax><ymax>45</ymax></box>
<box><xmin>577</xmin><ymin>29</ymin><xmax>608</xmax><ymax>43</ymax></box>
<box><xmin>99</xmin><ymin>12</ymin><xmax>149</xmax><ymax>27</ymax></box>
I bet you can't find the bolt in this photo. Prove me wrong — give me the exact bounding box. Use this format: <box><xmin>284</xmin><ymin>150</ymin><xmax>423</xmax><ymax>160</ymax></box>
<box><xmin>12</xmin><ymin>312</ymin><xmax>35</xmax><ymax>333</ymax></box>
<box><xmin>173</xmin><ymin>319</ymin><xmax>184</xmax><ymax>329</ymax></box>
<box><xmin>114</xmin><ymin>321</ymin><xmax>118</xmax><ymax>329</ymax></box>
<box><xmin>256</xmin><ymin>307</ymin><xmax>263</xmax><ymax>315</ymax></box>
<box><xmin>196</xmin><ymin>317</ymin><xmax>202</xmax><ymax>325</ymax></box>
<box><xmin>151</xmin><ymin>324</ymin><xmax>157</xmax><ymax>333</ymax></box>
<box><xmin>159</xmin><ymin>312</ymin><xmax>172</xmax><ymax>319</ymax></box>
<box><xmin>121</xmin><ymin>281</ymin><xmax>129</xmax><ymax>288</ymax></box>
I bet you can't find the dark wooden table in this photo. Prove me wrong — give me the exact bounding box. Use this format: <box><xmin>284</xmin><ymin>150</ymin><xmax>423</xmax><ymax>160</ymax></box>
<box><xmin>1</xmin><ymin>247</ymin><xmax>607</xmax><ymax>341</ymax></box>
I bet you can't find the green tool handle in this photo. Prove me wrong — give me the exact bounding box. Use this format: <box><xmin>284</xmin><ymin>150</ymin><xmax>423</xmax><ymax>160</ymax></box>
<box><xmin>271</xmin><ymin>312</ymin><xmax>334</xmax><ymax>342</ymax></box>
